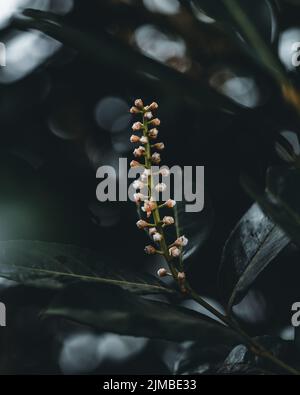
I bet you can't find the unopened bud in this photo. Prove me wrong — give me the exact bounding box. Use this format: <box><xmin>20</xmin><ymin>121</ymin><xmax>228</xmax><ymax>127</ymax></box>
<box><xmin>153</xmin><ymin>142</ymin><xmax>165</xmax><ymax>151</ymax></box>
<box><xmin>150</xmin><ymin>118</ymin><xmax>161</xmax><ymax>127</ymax></box>
<box><xmin>149</xmin><ymin>227</ymin><xmax>157</xmax><ymax>236</ymax></box>
<box><xmin>153</xmin><ymin>232</ymin><xmax>163</xmax><ymax>242</ymax></box>
<box><xmin>152</xmin><ymin>152</ymin><xmax>161</xmax><ymax>164</ymax></box>
<box><xmin>145</xmin><ymin>245</ymin><xmax>156</xmax><ymax>255</ymax></box>
<box><xmin>148</xmin><ymin>102</ymin><xmax>158</xmax><ymax>111</ymax></box>
<box><xmin>130</xmin><ymin>160</ymin><xmax>141</xmax><ymax>168</ymax></box>
<box><xmin>144</xmin><ymin>111</ymin><xmax>153</xmax><ymax>120</ymax></box>
<box><xmin>135</xmin><ymin>99</ymin><xmax>144</xmax><ymax>109</ymax></box>
<box><xmin>142</xmin><ymin>200</ymin><xmax>156</xmax><ymax>217</ymax></box>
<box><xmin>175</xmin><ymin>236</ymin><xmax>188</xmax><ymax>247</ymax></box>
<box><xmin>169</xmin><ymin>246</ymin><xmax>181</xmax><ymax>258</ymax></box>
<box><xmin>132</xmin><ymin>122</ymin><xmax>143</xmax><ymax>131</ymax></box>
<box><xmin>140</xmin><ymin>136</ymin><xmax>148</xmax><ymax>144</ymax></box>
<box><xmin>133</xmin><ymin>146</ymin><xmax>146</xmax><ymax>158</ymax></box>
<box><xmin>137</xmin><ymin>220</ymin><xmax>149</xmax><ymax>229</ymax></box>
<box><xmin>130</xmin><ymin>135</ymin><xmax>140</xmax><ymax>143</ymax></box>
<box><xmin>141</xmin><ymin>168</ymin><xmax>151</xmax><ymax>182</ymax></box>
<box><xmin>149</xmin><ymin>128</ymin><xmax>159</xmax><ymax>139</ymax></box>
<box><xmin>130</xmin><ymin>106</ymin><xmax>140</xmax><ymax>114</ymax></box>
<box><xmin>163</xmin><ymin>216</ymin><xmax>175</xmax><ymax>226</ymax></box>
<box><xmin>165</xmin><ymin>199</ymin><xmax>176</xmax><ymax>208</ymax></box>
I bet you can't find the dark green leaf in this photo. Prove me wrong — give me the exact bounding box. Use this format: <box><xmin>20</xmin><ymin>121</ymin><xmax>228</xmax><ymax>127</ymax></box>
<box><xmin>45</xmin><ymin>283</ymin><xmax>243</xmax><ymax>344</ymax></box>
<box><xmin>0</xmin><ymin>240</ymin><xmax>175</xmax><ymax>296</ymax></box>
<box><xmin>242</xmin><ymin>168</ymin><xmax>300</xmax><ymax>248</ymax></box>
<box><xmin>219</xmin><ymin>204</ymin><xmax>289</xmax><ymax>310</ymax></box>
<box><xmin>175</xmin><ymin>336</ymin><xmax>298</xmax><ymax>375</ymax></box>
<box><xmin>174</xmin><ymin>343</ymin><xmax>231</xmax><ymax>375</ymax></box>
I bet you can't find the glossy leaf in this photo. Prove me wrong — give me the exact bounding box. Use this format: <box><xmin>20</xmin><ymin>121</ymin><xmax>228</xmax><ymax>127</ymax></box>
<box><xmin>242</xmin><ymin>168</ymin><xmax>300</xmax><ymax>247</ymax></box>
<box><xmin>174</xmin><ymin>336</ymin><xmax>297</xmax><ymax>375</ymax></box>
<box><xmin>219</xmin><ymin>204</ymin><xmax>289</xmax><ymax>310</ymax></box>
<box><xmin>45</xmin><ymin>283</ymin><xmax>242</xmax><ymax>344</ymax></box>
<box><xmin>174</xmin><ymin>343</ymin><xmax>231</xmax><ymax>375</ymax></box>
<box><xmin>0</xmin><ymin>240</ymin><xmax>175</xmax><ymax>296</ymax></box>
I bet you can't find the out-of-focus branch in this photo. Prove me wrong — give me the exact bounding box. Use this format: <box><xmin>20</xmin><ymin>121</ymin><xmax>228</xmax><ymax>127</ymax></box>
<box><xmin>11</xmin><ymin>9</ymin><xmax>241</xmax><ymax>114</ymax></box>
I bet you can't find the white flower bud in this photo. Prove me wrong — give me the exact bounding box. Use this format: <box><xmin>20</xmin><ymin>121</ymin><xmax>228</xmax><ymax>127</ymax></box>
<box><xmin>133</xmin><ymin>146</ymin><xmax>145</xmax><ymax>158</ymax></box>
<box><xmin>141</xmin><ymin>168</ymin><xmax>151</xmax><ymax>182</ymax></box>
<box><xmin>145</xmin><ymin>245</ymin><xmax>156</xmax><ymax>255</ymax></box>
<box><xmin>169</xmin><ymin>246</ymin><xmax>181</xmax><ymax>258</ymax></box>
<box><xmin>130</xmin><ymin>135</ymin><xmax>140</xmax><ymax>143</ymax></box>
<box><xmin>149</xmin><ymin>227</ymin><xmax>157</xmax><ymax>236</ymax></box>
<box><xmin>148</xmin><ymin>102</ymin><xmax>158</xmax><ymax>111</ymax></box>
<box><xmin>151</xmin><ymin>152</ymin><xmax>161</xmax><ymax>164</ymax></box>
<box><xmin>175</xmin><ymin>236</ymin><xmax>188</xmax><ymax>247</ymax></box>
<box><xmin>142</xmin><ymin>200</ymin><xmax>156</xmax><ymax>217</ymax></box>
<box><xmin>130</xmin><ymin>106</ymin><xmax>140</xmax><ymax>114</ymax></box>
<box><xmin>150</xmin><ymin>118</ymin><xmax>161</xmax><ymax>127</ymax></box>
<box><xmin>153</xmin><ymin>142</ymin><xmax>165</xmax><ymax>151</ymax></box>
<box><xmin>135</xmin><ymin>99</ymin><xmax>144</xmax><ymax>109</ymax></box>
<box><xmin>136</xmin><ymin>220</ymin><xmax>149</xmax><ymax>229</ymax></box>
<box><xmin>144</xmin><ymin>111</ymin><xmax>153</xmax><ymax>120</ymax></box>
<box><xmin>132</xmin><ymin>122</ymin><xmax>143</xmax><ymax>131</ymax></box>
<box><xmin>130</xmin><ymin>160</ymin><xmax>141</xmax><ymax>168</ymax></box>
<box><xmin>140</xmin><ymin>136</ymin><xmax>148</xmax><ymax>144</ymax></box>
<box><xmin>163</xmin><ymin>216</ymin><xmax>175</xmax><ymax>225</ymax></box>
<box><xmin>165</xmin><ymin>199</ymin><xmax>176</xmax><ymax>208</ymax></box>
<box><xmin>153</xmin><ymin>232</ymin><xmax>163</xmax><ymax>242</ymax></box>
<box><xmin>149</xmin><ymin>128</ymin><xmax>159</xmax><ymax>139</ymax></box>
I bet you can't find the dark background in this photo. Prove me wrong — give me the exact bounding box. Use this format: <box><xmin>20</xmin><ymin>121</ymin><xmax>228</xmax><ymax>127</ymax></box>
<box><xmin>0</xmin><ymin>0</ymin><xmax>299</xmax><ymax>374</ymax></box>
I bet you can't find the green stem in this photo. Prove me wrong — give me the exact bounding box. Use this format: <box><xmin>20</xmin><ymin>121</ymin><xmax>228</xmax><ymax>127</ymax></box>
<box><xmin>142</xmin><ymin>115</ymin><xmax>178</xmax><ymax>279</ymax></box>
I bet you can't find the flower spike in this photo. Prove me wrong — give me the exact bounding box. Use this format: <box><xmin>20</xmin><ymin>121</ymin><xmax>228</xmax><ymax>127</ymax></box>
<box><xmin>130</xmin><ymin>98</ymin><xmax>188</xmax><ymax>294</ymax></box>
